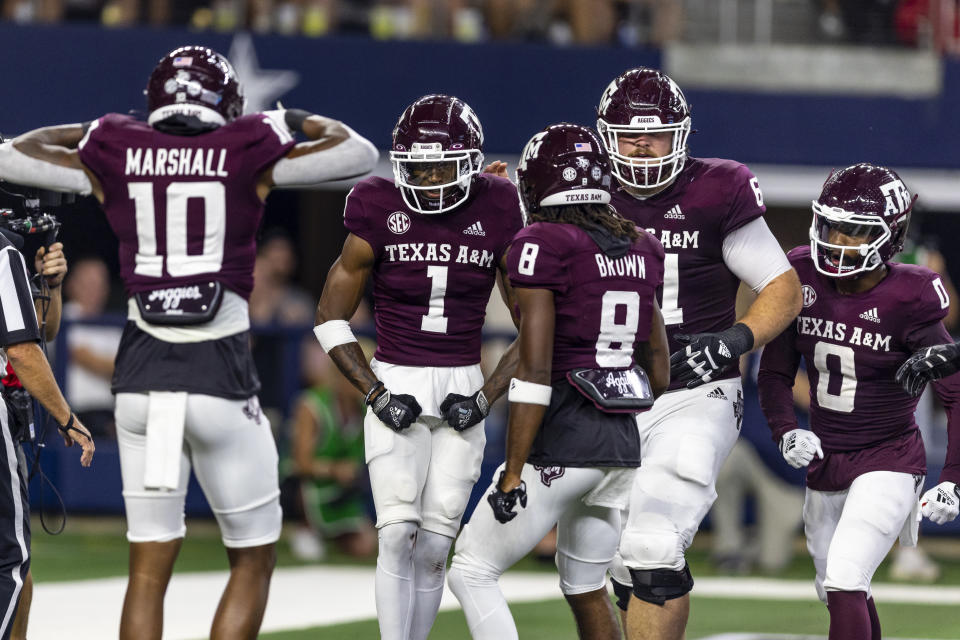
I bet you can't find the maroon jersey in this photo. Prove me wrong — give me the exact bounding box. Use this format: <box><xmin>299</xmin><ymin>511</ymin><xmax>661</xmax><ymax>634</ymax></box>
<box><xmin>758</xmin><ymin>246</ymin><xmax>960</xmax><ymax>488</ymax></box>
<box><xmin>506</xmin><ymin>223</ymin><xmax>665</xmax><ymax>383</ymax></box>
<box><xmin>611</xmin><ymin>157</ymin><xmax>765</xmax><ymax>390</ymax></box>
<box><xmin>344</xmin><ymin>174</ymin><xmax>523</xmax><ymax>367</ymax></box>
<box><xmin>78</xmin><ymin>113</ymin><xmax>295</xmax><ymax>299</ymax></box>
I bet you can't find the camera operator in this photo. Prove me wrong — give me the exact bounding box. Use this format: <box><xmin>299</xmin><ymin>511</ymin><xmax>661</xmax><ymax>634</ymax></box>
<box><xmin>0</xmin><ymin>181</ymin><xmax>92</xmax><ymax>640</ymax></box>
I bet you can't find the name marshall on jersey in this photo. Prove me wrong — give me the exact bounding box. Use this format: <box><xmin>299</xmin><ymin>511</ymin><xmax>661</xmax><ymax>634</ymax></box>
<box><xmin>796</xmin><ymin>314</ymin><xmax>892</xmax><ymax>352</ymax></box>
<box><xmin>382</xmin><ymin>242</ymin><xmax>495</xmax><ymax>269</ymax></box>
<box><xmin>124</xmin><ymin>147</ymin><xmax>228</xmax><ymax>177</ymax></box>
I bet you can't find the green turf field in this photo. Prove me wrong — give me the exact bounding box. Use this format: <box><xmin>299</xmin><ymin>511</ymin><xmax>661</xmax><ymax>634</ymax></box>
<box><xmin>29</xmin><ymin>518</ymin><xmax>960</xmax><ymax>639</ymax></box>
<box><xmin>258</xmin><ymin>597</ymin><xmax>960</xmax><ymax>639</ymax></box>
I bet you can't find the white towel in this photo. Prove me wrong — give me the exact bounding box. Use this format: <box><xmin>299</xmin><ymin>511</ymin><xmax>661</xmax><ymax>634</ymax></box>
<box><xmin>899</xmin><ymin>475</ymin><xmax>926</xmax><ymax>547</ymax></box>
<box><xmin>143</xmin><ymin>391</ymin><xmax>188</xmax><ymax>491</ymax></box>
<box><xmin>584</xmin><ymin>467</ymin><xmax>637</xmax><ymax>510</ymax></box>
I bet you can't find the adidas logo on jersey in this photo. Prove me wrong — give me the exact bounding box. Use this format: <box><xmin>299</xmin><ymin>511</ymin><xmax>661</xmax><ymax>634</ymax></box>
<box><xmin>664</xmin><ymin>205</ymin><xmax>685</xmax><ymax>220</ymax></box>
<box><xmin>859</xmin><ymin>307</ymin><xmax>881</xmax><ymax>323</ymax></box>
<box><xmin>463</xmin><ymin>221</ymin><xmax>486</xmax><ymax>236</ymax></box>
<box><xmin>706</xmin><ymin>387</ymin><xmax>727</xmax><ymax>400</ymax></box>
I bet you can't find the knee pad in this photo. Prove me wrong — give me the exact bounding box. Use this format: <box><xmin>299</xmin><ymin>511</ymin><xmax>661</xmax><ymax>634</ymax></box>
<box><xmin>424</xmin><ymin>430</ymin><xmax>483</xmax><ymax>528</ymax></box>
<box><xmin>123</xmin><ymin>490</ymin><xmax>187</xmax><ymax>543</ymax></box>
<box><xmin>823</xmin><ymin>557</ymin><xmax>870</xmax><ymax>594</ymax></box>
<box><xmin>619</xmin><ymin>520</ymin><xmax>684</xmax><ymax>570</ymax></box>
<box><xmin>629</xmin><ymin>564</ymin><xmax>694</xmax><ymax>606</ymax></box>
<box><xmin>216</xmin><ymin>493</ymin><xmax>282</xmax><ymax>548</ymax></box>
<box><xmin>435</xmin><ymin>480</ymin><xmax>472</xmax><ymax>521</ymax></box>
<box><xmin>556</xmin><ymin>551</ymin><xmax>608</xmax><ymax>596</ymax></box>
<box><xmin>611</xmin><ymin>576</ymin><xmax>632</xmax><ymax>612</ymax></box>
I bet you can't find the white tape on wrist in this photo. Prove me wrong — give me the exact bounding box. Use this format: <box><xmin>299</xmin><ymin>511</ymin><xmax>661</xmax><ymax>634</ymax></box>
<box><xmin>508</xmin><ymin>378</ymin><xmax>553</xmax><ymax>406</ymax></box>
<box><xmin>314</xmin><ymin>319</ymin><xmax>357</xmax><ymax>353</ymax></box>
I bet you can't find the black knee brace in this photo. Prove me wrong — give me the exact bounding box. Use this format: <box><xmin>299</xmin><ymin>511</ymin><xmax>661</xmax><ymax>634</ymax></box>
<box><xmin>611</xmin><ymin>577</ymin><xmax>632</xmax><ymax>611</ymax></box>
<box><xmin>628</xmin><ymin>564</ymin><xmax>694</xmax><ymax>606</ymax></box>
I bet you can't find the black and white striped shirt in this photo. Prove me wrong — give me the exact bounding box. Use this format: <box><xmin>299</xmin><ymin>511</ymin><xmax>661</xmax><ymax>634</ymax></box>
<box><xmin>0</xmin><ymin>234</ymin><xmax>40</xmax><ymax>368</ymax></box>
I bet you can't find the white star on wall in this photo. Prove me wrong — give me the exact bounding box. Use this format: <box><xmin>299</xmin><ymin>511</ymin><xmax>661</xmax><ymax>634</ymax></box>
<box><xmin>228</xmin><ymin>32</ymin><xmax>300</xmax><ymax>114</ymax></box>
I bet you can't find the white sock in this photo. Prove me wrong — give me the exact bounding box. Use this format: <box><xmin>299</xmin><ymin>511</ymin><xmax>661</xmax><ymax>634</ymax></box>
<box><xmin>375</xmin><ymin>522</ymin><xmax>419</xmax><ymax>640</ymax></box>
<box><xmin>447</xmin><ymin>563</ymin><xmax>518</xmax><ymax>640</ymax></box>
<box><xmin>409</xmin><ymin>530</ymin><xmax>453</xmax><ymax>640</ymax></box>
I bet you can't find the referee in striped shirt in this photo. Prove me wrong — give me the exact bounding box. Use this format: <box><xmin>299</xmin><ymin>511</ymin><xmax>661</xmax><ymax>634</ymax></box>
<box><xmin>0</xmin><ymin>231</ymin><xmax>93</xmax><ymax>640</ymax></box>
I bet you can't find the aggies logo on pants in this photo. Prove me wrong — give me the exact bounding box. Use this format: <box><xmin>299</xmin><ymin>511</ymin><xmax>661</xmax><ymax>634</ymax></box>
<box><xmin>533</xmin><ymin>465</ymin><xmax>565</xmax><ymax>487</ymax></box>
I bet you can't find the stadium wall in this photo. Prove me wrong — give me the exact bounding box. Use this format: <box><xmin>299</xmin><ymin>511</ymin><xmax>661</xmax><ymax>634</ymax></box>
<box><xmin>3</xmin><ymin>24</ymin><xmax>959</xmax><ymax>168</ymax></box>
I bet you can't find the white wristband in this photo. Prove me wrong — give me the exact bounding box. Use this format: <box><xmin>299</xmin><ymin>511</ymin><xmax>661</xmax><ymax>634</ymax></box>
<box><xmin>314</xmin><ymin>319</ymin><xmax>357</xmax><ymax>353</ymax></box>
<box><xmin>508</xmin><ymin>378</ymin><xmax>553</xmax><ymax>406</ymax></box>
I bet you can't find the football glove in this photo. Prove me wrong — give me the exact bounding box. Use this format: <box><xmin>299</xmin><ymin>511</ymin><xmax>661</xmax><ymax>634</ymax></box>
<box><xmin>920</xmin><ymin>482</ymin><xmax>960</xmax><ymax>525</ymax></box>
<box><xmin>439</xmin><ymin>390</ymin><xmax>489</xmax><ymax>431</ymax></box>
<box><xmin>779</xmin><ymin>429</ymin><xmax>824</xmax><ymax>469</ymax></box>
<box><xmin>487</xmin><ymin>472</ymin><xmax>528</xmax><ymax>524</ymax></box>
<box><xmin>670</xmin><ymin>323</ymin><xmax>754</xmax><ymax>389</ymax></box>
<box><xmin>368</xmin><ymin>386</ymin><xmax>421</xmax><ymax>432</ymax></box>
<box><xmin>896</xmin><ymin>342</ymin><xmax>960</xmax><ymax>398</ymax></box>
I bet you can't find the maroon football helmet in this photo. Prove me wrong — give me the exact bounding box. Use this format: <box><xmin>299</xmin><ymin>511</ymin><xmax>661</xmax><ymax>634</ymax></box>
<box><xmin>390</xmin><ymin>94</ymin><xmax>484</xmax><ymax>214</ymax></box>
<box><xmin>145</xmin><ymin>46</ymin><xmax>244</xmax><ymax>129</ymax></box>
<box><xmin>515</xmin><ymin>124</ymin><xmax>612</xmax><ymax>221</ymax></box>
<box><xmin>596</xmin><ymin>68</ymin><xmax>691</xmax><ymax>190</ymax></box>
<box><xmin>810</xmin><ymin>163</ymin><xmax>916</xmax><ymax>278</ymax></box>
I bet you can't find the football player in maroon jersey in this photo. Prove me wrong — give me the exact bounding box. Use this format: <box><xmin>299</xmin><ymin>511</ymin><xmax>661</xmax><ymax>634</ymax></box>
<box><xmin>595</xmin><ymin>68</ymin><xmax>803</xmax><ymax>640</ymax></box>
<box><xmin>759</xmin><ymin>164</ymin><xmax>960</xmax><ymax>640</ymax></box>
<box><xmin>447</xmin><ymin>123</ymin><xmax>669</xmax><ymax>640</ymax></box>
<box><xmin>313</xmin><ymin>94</ymin><xmax>524</xmax><ymax>640</ymax></box>
<box><xmin>0</xmin><ymin>45</ymin><xmax>377</xmax><ymax>640</ymax></box>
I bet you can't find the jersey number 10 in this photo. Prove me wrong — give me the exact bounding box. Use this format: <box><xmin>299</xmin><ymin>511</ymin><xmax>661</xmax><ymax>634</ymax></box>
<box><xmin>128</xmin><ymin>181</ymin><xmax>226</xmax><ymax>278</ymax></box>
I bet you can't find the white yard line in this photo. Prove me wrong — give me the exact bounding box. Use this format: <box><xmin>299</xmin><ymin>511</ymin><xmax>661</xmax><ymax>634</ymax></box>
<box><xmin>694</xmin><ymin>576</ymin><xmax>960</xmax><ymax>605</ymax></box>
<box><xmin>24</xmin><ymin>569</ymin><xmax>960</xmax><ymax>640</ymax></box>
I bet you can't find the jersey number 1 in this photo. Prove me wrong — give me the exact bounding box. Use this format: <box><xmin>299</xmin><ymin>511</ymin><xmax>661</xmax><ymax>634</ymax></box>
<box><xmin>421</xmin><ymin>265</ymin><xmax>449</xmax><ymax>333</ymax></box>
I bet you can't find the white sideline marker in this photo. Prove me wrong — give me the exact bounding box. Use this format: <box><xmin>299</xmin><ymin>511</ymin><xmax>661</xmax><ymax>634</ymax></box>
<box><xmin>24</xmin><ymin>569</ymin><xmax>960</xmax><ymax>640</ymax></box>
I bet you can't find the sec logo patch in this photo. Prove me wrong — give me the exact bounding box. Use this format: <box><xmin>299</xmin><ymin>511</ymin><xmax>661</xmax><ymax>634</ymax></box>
<box><xmin>387</xmin><ymin>211</ymin><xmax>411</xmax><ymax>235</ymax></box>
<box><xmin>802</xmin><ymin>284</ymin><xmax>817</xmax><ymax>308</ymax></box>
